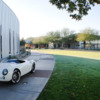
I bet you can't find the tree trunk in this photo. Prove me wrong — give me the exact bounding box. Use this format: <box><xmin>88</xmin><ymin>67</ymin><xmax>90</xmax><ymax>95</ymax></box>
<box><xmin>61</xmin><ymin>43</ymin><xmax>64</xmax><ymax>48</ymax></box>
<box><xmin>89</xmin><ymin>41</ymin><xmax>91</xmax><ymax>49</ymax></box>
<box><xmin>83</xmin><ymin>41</ymin><xmax>86</xmax><ymax>49</ymax></box>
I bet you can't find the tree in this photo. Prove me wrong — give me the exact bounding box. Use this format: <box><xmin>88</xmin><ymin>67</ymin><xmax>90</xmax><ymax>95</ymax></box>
<box><xmin>45</xmin><ymin>31</ymin><xmax>61</xmax><ymax>43</ymax></box>
<box><xmin>60</xmin><ymin>28</ymin><xmax>74</xmax><ymax>37</ymax></box>
<box><xmin>76</xmin><ymin>33</ymin><xmax>89</xmax><ymax>48</ymax></box>
<box><xmin>50</xmin><ymin>0</ymin><xmax>100</xmax><ymax>20</ymax></box>
<box><xmin>31</xmin><ymin>36</ymin><xmax>49</xmax><ymax>48</ymax></box>
<box><xmin>20</xmin><ymin>38</ymin><xmax>26</xmax><ymax>46</ymax></box>
<box><xmin>28</xmin><ymin>41</ymin><xmax>33</xmax><ymax>45</ymax></box>
<box><xmin>60</xmin><ymin>28</ymin><xmax>75</xmax><ymax>47</ymax></box>
<box><xmin>45</xmin><ymin>28</ymin><xmax>76</xmax><ymax>48</ymax></box>
<box><xmin>76</xmin><ymin>28</ymin><xmax>99</xmax><ymax>48</ymax></box>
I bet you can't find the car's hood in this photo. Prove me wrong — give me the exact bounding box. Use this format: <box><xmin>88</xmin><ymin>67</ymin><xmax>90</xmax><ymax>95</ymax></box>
<box><xmin>0</xmin><ymin>63</ymin><xmax>16</xmax><ymax>70</ymax></box>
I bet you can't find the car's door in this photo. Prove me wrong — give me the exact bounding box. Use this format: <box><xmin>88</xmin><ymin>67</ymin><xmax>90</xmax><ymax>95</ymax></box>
<box><xmin>20</xmin><ymin>61</ymin><xmax>32</xmax><ymax>76</ymax></box>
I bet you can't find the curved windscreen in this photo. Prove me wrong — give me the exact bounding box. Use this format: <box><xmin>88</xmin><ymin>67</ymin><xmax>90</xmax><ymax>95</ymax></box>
<box><xmin>7</xmin><ymin>59</ymin><xmax>25</xmax><ymax>63</ymax></box>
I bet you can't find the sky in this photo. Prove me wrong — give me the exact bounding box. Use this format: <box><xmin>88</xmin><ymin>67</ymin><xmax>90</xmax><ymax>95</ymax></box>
<box><xmin>2</xmin><ymin>0</ymin><xmax>100</xmax><ymax>39</ymax></box>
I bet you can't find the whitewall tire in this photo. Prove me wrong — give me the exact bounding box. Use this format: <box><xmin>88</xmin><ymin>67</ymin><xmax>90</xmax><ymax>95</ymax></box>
<box><xmin>11</xmin><ymin>70</ymin><xmax>21</xmax><ymax>84</ymax></box>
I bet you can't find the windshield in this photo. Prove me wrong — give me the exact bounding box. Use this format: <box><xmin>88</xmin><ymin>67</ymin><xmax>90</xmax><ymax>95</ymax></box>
<box><xmin>7</xmin><ymin>59</ymin><xmax>25</xmax><ymax>63</ymax></box>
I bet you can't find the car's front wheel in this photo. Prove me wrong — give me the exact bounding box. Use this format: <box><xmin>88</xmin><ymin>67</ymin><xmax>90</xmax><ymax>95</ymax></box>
<box><xmin>31</xmin><ymin>63</ymin><xmax>35</xmax><ymax>73</ymax></box>
<box><xmin>12</xmin><ymin>70</ymin><xmax>21</xmax><ymax>84</ymax></box>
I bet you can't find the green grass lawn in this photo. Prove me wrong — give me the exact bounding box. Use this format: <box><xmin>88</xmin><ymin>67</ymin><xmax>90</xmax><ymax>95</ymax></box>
<box><xmin>35</xmin><ymin>49</ymin><xmax>100</xmax><ymax>100</ymax></box>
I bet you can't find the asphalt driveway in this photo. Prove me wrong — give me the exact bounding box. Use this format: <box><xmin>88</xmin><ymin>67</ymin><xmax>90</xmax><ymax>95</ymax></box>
<box><xmin>0</xmin><ymin>51</ymin><xmax>55</xmax><ymax>100</ymax></box>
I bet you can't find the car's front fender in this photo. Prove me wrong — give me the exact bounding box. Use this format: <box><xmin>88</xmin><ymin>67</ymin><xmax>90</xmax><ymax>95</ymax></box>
<box><xmin>0</xmin><ymin>69</ymin><xmax>13</xmax><ymax>82</ymax></box>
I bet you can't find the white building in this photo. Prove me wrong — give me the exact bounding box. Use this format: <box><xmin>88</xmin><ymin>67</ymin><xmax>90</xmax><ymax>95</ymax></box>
<box><xmin>79</xmin><ymin>41</ymin><xmax>100</xmax><ymax>49</ymax></box>
<box><xmin>0</xmin><ymin>0</ymin><xmax>20</xmax><ymax>59</ymax></box>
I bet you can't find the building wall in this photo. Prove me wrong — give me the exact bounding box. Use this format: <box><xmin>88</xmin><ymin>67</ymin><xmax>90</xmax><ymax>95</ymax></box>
<box><xmin>0</xmin><ymin>0</ymin><xmax>20</xmax><ymax>59</ymax></box>
<box><xmin>79</xmin><ymin>41</ymin><xmax>100</xmax><ymax>49</ymax></box>
<box><xmin>48</xmin><ymin>43</ymin><xmax>54</xmax><ymax>49</ymax></box>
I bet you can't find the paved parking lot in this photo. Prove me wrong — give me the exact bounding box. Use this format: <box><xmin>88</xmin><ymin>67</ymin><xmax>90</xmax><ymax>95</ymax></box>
<box><xmin>0</xmin><ymin>51</ymin><xmax>55</xmax><ymax>100</ymax></box>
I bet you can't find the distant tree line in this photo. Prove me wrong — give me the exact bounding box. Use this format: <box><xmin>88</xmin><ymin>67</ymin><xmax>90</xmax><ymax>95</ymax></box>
<box><xmin>21</xmin><ymin>28</ymin><xmax>100</xmax><ymax>49</ymax></box>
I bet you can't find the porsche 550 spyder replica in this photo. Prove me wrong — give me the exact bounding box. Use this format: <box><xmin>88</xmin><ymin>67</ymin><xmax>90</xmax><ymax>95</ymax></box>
<box><xmin>0</xmin><ymin>59</ymin><xmax>36</xmax><ymax>83</ymax></box>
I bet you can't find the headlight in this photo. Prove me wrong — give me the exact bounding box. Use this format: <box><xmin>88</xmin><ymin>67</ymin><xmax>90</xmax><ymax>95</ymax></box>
<box><xmin>2</xmin><ymin>69</ymin><xmax>8</xmax><ymax>75</ymax></box>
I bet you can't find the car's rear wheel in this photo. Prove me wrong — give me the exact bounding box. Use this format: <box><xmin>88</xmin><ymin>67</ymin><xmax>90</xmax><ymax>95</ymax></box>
<box><xmin>31</xmin><ymin>63</ymin><xmax>35</xmax><ymax>73</ymax></box>
<box><xmin>12</xmin><ymin>70</ymin><xmax>21</xmax><ymax>84</ymax></box>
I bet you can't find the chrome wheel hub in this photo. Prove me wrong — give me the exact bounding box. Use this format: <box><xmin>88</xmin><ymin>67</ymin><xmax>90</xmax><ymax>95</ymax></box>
<box><xmin>13</xmin><ymin>73</ymin><xmax>17</xmax><ymax>80</ymax></box>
